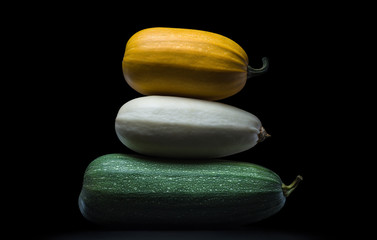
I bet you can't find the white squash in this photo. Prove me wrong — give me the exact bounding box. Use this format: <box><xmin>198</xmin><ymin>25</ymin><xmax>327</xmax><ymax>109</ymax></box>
<box><xmin>115</xmin><ymin>96</ymin><xmax>269</xmax><ymax>158</ymax></box>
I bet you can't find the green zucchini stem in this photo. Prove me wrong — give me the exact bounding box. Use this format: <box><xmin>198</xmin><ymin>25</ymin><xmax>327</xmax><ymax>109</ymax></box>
<box><xmin>247</xmin><ymin>57</ymin><xmax>269</xmax><ymax>79</ymax></box>
<box><xmin>282</xmin><ymin>175</ymin><xmax>303</xmax><ymax>197</ymax></box>
<box><xmin>257</xmin><ymin>126</ymin><xmax>271</xmax><ymax>143</ymax></box>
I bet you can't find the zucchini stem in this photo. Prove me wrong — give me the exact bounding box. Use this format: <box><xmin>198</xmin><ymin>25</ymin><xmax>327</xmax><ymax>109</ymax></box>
<box><xmin>247</xmin><ymin>57</ymin><xmax>269</xmax><ymax>79</ymax></box>
<box><xmin>257</xmin><ymin>126</ymin><xmax>271</xmax><ymax>143</ymax></box>
<box><xmin>282</xmin><ymin>175</ymin><xmax>303</xmax><ymax>197</ymax></box>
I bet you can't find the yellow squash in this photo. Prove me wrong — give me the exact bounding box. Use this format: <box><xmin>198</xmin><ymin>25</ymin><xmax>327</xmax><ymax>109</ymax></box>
<box><xmin>122</xmin><ymin>27</ymin><xmax>268</xmax><ymax>100</ymax></box>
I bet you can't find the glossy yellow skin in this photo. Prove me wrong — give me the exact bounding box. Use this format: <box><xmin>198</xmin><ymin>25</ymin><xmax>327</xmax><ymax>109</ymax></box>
<box><xmin>122</xmin><ymin>27</ymin><xmax>249</xmax><ymax>100</ymax></box>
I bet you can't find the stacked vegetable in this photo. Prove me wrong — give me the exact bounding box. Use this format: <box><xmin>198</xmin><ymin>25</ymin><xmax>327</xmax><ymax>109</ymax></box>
<box><xmin>79</xmin><ymin>27</ymin><xmax>302</xmax><ymax>227</ymax></box>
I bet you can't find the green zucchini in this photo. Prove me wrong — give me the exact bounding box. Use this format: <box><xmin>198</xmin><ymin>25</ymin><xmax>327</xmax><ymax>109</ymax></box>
<box><xmin>78</xmin><ymin>153</ymin><xmax>301</xmax><ymax>226</ymax></box>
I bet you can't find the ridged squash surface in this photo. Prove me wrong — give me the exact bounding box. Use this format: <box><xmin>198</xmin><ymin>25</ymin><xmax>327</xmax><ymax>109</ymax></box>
<box><xmin>122</xmin><ymin>27</ymin><xmax>249</xmax><ymax>100</ymax></box>
<box><xmin>115</xmin><ymin>96</ymin><xmax>264</xmax><ymax>158</ymax></box>
<box><xmin>79</xmin><ymin>154</ymin><xmax>286</xmax><ymax>226</ymax></box>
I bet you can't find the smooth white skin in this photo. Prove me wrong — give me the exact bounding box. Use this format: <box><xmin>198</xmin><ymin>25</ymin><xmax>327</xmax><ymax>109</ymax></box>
<box><xmin>115</xmin><ymin>96</ymin><xmax>262</xmax><ymax>158</ymax></box>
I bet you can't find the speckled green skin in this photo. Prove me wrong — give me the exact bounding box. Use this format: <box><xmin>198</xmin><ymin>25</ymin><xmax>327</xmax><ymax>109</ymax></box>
<box><xmin>79</xmin><ymin>154</ymin><xmax>286</xmax><ymax>226</ymax></box>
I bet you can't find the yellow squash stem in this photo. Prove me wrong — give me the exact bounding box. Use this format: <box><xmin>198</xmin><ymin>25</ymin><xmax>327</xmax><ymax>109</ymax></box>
<box><xmin>282</xmin><ymin>175</ymin><xmax>303</xmax><ymax>197</ymax></box>
<box><xmin>247</xmin><ymin>57</ymin><xmax>269</xmax><ymax>79</ymax></box>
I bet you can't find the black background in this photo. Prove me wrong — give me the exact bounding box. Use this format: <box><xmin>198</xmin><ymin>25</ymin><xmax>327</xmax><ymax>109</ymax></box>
<box><xmin>13</xmin><ymin>5</ymin><xmax>351</xmax><ymax>239</ymax></box>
